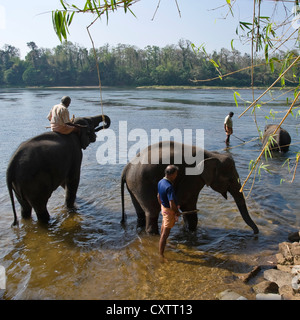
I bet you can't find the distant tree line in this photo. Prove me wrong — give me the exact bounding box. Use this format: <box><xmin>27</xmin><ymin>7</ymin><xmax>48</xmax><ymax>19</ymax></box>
<box><xmin>0</xmin><ymin>39</ymin><xmax>298</xmax><ymax>87</ymax></box>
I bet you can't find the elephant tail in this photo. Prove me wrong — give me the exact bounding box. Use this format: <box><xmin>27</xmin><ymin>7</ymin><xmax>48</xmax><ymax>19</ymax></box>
<box><xmin>6</xmin><ymin>166</ymin><xmax>18</xmax><ymax>227</ymax></box>
<box><xmin>121</xmin><ymin>167</ymin><xmax>127</xmax><ymax>225</ymax></box>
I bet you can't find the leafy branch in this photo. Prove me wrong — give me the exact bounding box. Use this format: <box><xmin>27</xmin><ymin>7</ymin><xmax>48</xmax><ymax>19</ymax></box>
<box><xmin>240</xmin><ymin>90</ymin><xmax>300</xmax><ymax>193</ymax></box>
<box><xmin>191</xmin><ymin>43</ymin><xmax>223</xmax><ymax>80</ymax></box>
<box><xmin>52</xmin><ymin>0</ymin><xmax>139</xmax><ymax>42</ymax></box>
<box><xmin>215</xmin><ymin>0</ymin><xmax>300</xmax><ymax>193</ymax></box>
<box><xmin>239</xmin><ymin>55</ymin><xmax>300</xmax><ymax>118</ymax></box>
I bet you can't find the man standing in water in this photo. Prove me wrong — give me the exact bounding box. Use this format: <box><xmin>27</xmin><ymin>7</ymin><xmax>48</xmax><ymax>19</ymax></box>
<box><xmin>47</xmin><ymin>96</ymin><xmax>80</xmax><ymax>134</ymax></box>
<box><xmin>157</xmin><ymin>165</ymin><xmax>180</xmax><ymax>261</ymax></box>
<box><xmin>224</xmin><ymin>111</ymin><xmax>234</xmax><ymax>145</ymax></box>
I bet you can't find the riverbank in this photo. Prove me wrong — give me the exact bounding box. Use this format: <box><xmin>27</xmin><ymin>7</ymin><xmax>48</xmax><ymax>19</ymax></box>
<box><xmin>1</xmin><ymin>85</ymin><xmax>294</xmax><ymax>91</ymax></box>
<box><xmin>136</xmin><ymin>85</ymin><xmax>272</xmax><ymax>90</ymax></box>
<box><xmin>218</xmin><ymin>231</ymin><xmax>300</xmax><ymax>300</ymax></box>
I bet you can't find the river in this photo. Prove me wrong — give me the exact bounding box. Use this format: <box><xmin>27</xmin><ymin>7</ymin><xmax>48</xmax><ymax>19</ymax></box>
<box><xmin>0</xmin><ymin>87</ymin><xmax>299</xmax><ymax>300</ymax></box>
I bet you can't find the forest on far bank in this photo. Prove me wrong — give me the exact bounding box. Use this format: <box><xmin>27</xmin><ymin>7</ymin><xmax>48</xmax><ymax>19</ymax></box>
<box><xmin>0</xmin><ymin>39</ymin><xmax>299</xmax><ymax>88</ymax></box>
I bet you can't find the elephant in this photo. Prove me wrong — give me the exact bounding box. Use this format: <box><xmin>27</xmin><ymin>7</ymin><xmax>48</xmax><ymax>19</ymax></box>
<box><xmin>262</xmin><ymin>124</ymin><xmax>291</xmax><ymax>153</ymax></box>
<box><xmin>121</xmin><ymin>141</ymin><xmax>259</xmax><ymax>235</ymax></box>
<box><xmin>6</xmin><ymin>114</ymin><xmax>110</xmax><ymax>226</ymax></box>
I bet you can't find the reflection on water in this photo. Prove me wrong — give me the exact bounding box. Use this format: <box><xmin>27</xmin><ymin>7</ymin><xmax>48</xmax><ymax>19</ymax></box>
<box><xmin>0</xmin><ymin>88</ymin><xmax>299</xmax><ymax>300</ymax></box>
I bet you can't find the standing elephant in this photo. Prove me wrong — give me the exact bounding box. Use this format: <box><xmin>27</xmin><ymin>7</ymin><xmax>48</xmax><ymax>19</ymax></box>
<box><xmin>7</xmin><ymin>115</ymin><xmax>110</xmax><ymax>226</ymax></box>
<box><xmin>121</xmin><ymin>141</ymin><xmax>259</xmax><ymax>235</ymax></box>
<box><xmin>262</xmin><ymin>124</ymin><xmax>291</xmax><ymax>153</ymax></box>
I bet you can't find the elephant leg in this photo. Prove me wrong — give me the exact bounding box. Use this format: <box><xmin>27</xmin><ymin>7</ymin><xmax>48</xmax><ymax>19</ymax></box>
<box><xmin>128</xmin><ymin>190</ymin><xmax>146</xmax><ymax>229</ymax></box>
<box><xmin>182</xmin><ymin>212</ymin><xmax>198</xmax><ymax>231</ymax></box>
<box><xmin>33</xmin><ymin>203</ymin><xmax>50</xmax><ymax>223</ymax></box>
<box><xmin>15</xmin><ymin>194</ymin><xmax>32</xmax><ymax>219</ymax></box>
<box><xmin>132</xmin><ymin>193</ymin><xmax>160</xmax><ymax>234</ymax></box>
<box><xmin>21</xmin><ymin>203</ymin><xmax>32</xmax><ymax>220</ymax></box>
<box><xmin>178</xmin><ymin>196</ymin><xmax>199</xmax><ymax>231</ymax></box>
<box><xmin>145</xmin><ymin>210</ymin><xmax>160</xmax><ymax>234</ymax></box>
<box><xmin>139</xmin><ymin>195</ymin><xmax>160</xmax><ymax>234</ymax></box>
<box><xmin>65</xmin><ymin>176</ymin><xmax>79</xmax><ymax>209</ymax></box>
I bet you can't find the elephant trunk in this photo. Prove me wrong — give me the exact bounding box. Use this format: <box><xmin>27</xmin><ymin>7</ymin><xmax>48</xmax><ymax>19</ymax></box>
<box><xmin>93</xmin><ymin>115</ymin><xmax>111</xmax><ymax>132</ymax></box>
<box><xmin>231</xmin><ymin>191</ymin><xmax>259</xmax><ymax>234</ymax></box>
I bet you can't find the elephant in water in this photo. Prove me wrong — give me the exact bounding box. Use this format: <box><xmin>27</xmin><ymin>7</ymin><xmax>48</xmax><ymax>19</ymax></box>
<box><xmin>262</xmin><ymin>124</ymin><xmax>291</xmax><ymax>153</ymax></box>
<box><xmin>121</xmin><ymin>141</ymin><xmax>259</xmax><ymax>235</ymax></box>
<box><xmin>7</xmin><ymin>115</ymin><xmax>110</xmax><ymax>226</ymax></box>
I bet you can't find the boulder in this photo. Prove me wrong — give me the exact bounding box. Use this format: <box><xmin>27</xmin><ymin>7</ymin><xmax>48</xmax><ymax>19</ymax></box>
<box><xmin>253</xmin><ymin>280</ymin><xmax>278</xmax><ymax>294</ymax></box>
<box><xmin>277</xmin><ymin>264</ymin><xmax>293</xmax><ymax>273</ymax></box>
<box><xmin>291</xmin><ymin>274</ymin><xmax>300</xmax><ymax>293</ymax></box>
<box><xmin>291</xmin><ymin>243</ymin><xmax>300</xmax><ymax>256</ymax></box>
<box><xmin>278</xmin><ymin>242</ymin><xmax>294</xmax><ymax>264</ymax></box>
<box><xmin>277</xmin><ymin>241</ymin><xmax>300</xmax><ymax>265</ymax></box>
<box><xmin>294</xmin><ymin>256</ymin><xmax>300</xmax><ymax>265</ymax></box>
<box><xmin>291</xmin><ymin>265</ymin><xmax>300</xmax><ymax>275</ymax></box>
<box><xmin>0</xmin><ymin>266</ymin><xmax>5</xmax><ymax>291</ymax></box>
<box><xmin>256</xmin><ymin>293</ymin><xmax>282</xmax><ymax>300</ymax></box>
<box><xmin>279</xmin><ymin>285</ymin><xmax>295</xmax><ymax>300</ymax></box>
<box><xmin>0</xmin><ymin>265</ymin><xmax>5</xmax><ymax>300</ymax></box>
<box><xmin>276</xmin><ymin>253</ymin><xmax>287</xmax><ymax>265</ymax></box>
<box><xmin>217</xmin><ymin>289</ymin><xmax>247</xmax><ymax>300</ymax></box>
<box><xmin>238</xmin><ymin>265</ymin><xmax>261</xmax><ymax>283</ymax></box>
<box><xmin>264</xmin><ymin>269</ymin><xmax>293</xmax><ymax>288</ymax></box>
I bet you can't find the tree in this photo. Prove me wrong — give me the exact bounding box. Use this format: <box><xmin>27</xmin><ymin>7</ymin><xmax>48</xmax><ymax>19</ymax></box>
<box><xmin>22</xmin><ymin>66</ymin><xmax>41</xmax><ymax>86</ymax></box>
<box><xmin>26</xmin><ymin>41</ymin><xmax>40</xmax><ymax>68</ymax></box>
<box><xmin>0</xmin><ymin>45</ymin><xmax>20</xmax><ymax>70</ymax></box>
<box><xmin>1</xmin><ymin>46</ymin><xmax>24</xmax><ymax>86</ymax></box>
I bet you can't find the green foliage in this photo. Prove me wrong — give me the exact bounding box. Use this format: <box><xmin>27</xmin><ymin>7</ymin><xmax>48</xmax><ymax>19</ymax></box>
<box><xmin>52</xmin><ymin>0</ymin><xmax>137</xmax><ymax>42</ymax></box>
<box><xmin>233</xmin><ymin>91</ymin><xmax>240</xmax><ymax>107</ymax></box>
<box><xmin>1</xmin><ymin>41</ymin><xmax>299</xmax><ymax>88</ymax></box>
<box><xmin>52</xmin><ymin>9</ymin><xmax>74</xmax><ymax>42</ymax></box>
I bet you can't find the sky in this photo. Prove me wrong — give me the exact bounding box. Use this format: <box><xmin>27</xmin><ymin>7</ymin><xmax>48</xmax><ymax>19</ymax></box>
<box><xmin>0</xmin><ymin>0</ymin><xmax>297</xmax><ymax>58</ymax></box>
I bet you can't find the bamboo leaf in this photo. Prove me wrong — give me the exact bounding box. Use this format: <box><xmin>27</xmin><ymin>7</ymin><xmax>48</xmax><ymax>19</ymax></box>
<box><xmin>269</xmin><ymin>60</ymin><xmax>274</xmax><ymax>73</ymax></box>
<box><xmin>126</xmin><ymin>6</ymin><xmax>136</xmax><ymax>18</ymax></box>
<box><xmin>264</xmin><ymin>43</ymin><xmax>269</xmax><ymax>63</ymax></box>
<box><xmin>239</xmin><ymin>21</ymin><xmax>252</xmax><ymax>30</ymax></box>
<box><xmin>84</xmin><ymin>0</ymin><xmax>94</xmax><ymax>12</ymax></box>
<box><xmin>93</xmin><ymin>0</ymin><xmax>101</xmax><ymax>17</ymax></box>
<box><xmin>233</xmin><ymin>91</ymin><xmax>240</xmax><ymax>107</ymax></box>
<box><xmin>231</xmin><ymin>39</ymin><xmax>235</xmax><ymax>50</ymax></box>
<box><xmin>209</xmin><ymin>59</ymin><xmax>219</xmax><ymax>68</ymax></box>
<box><xmin>52</xmin><ymin>10</ymin><xmax>62</xmax><ymax>42</ymax></box>
<box><xmin>60</xmin><ymin>0</ymin><xmax>67</xmax><ymax>10</ymax></box>
<box><xmin>68</xmin><ymin>12</ymin><xmax>75</xmax><ymax>26</ymax></box>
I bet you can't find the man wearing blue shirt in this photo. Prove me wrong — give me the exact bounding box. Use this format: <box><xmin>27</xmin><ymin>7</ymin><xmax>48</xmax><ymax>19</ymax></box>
<box><xmin>157</xmin><ymin>165</ymin><xmax>180</xmax><ymax>260</ymax></box>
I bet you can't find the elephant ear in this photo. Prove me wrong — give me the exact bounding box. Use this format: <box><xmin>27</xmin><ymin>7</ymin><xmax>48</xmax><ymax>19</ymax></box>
<box><xmin>197</xmin><ymin>158</ymin><xmax>221</xmax><ymax>187</ymax></box>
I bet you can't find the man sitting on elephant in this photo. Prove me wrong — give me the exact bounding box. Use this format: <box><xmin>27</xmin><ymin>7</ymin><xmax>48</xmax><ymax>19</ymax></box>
<box><xmin>47</xmin><ymin>96</ymin><xmax>80</xmax><ymax>135</ymax></box>
<box><xmin>157</xmin><ymin>165</ymin><xmax>181</xmax><ymax>260</ymax></box>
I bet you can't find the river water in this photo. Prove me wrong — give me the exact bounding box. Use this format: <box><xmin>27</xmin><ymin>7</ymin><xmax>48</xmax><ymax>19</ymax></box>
<box><xmin>0</xmin><ymin>87</ymin><xmax>299</xmax><ymax>300</ymax></box>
